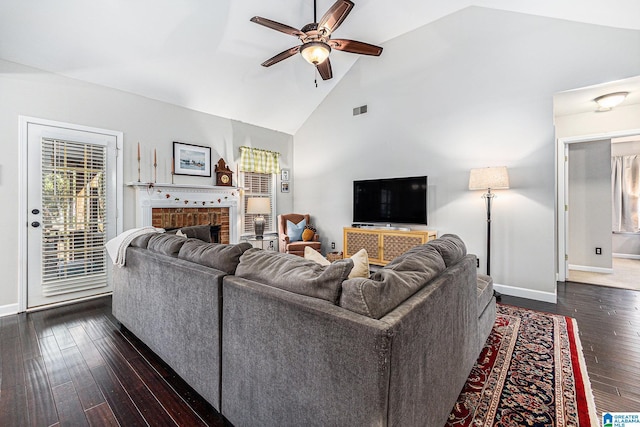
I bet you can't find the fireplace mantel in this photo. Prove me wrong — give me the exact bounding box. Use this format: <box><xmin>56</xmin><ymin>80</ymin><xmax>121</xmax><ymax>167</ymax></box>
<box><xmin>127</xmin><ymin>182</ymin><xmax>240</xmax><ymax>243</ymax></box>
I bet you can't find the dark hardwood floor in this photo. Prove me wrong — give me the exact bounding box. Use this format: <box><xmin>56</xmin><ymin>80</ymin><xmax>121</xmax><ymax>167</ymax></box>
<box><xmin>1</xmin><ymin>281</ymin><xmax>638</xmax><ymax>426</ymax></box>
<box><xmin>0</xmin><ymin>298</ymin><xmax>229</xmax><ymax>427</ymax></box>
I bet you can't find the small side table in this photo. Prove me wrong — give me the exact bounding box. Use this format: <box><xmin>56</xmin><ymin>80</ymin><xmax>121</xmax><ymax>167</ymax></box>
<box><xmin>242</xmin><ymin>235</ymin><xmax>278</xmax><ymax>251</ymax></box>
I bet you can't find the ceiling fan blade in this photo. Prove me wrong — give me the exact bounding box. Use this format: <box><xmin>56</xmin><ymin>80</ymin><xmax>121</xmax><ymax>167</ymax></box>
<box><xmin>329</xmin><ymin>39</ymin><xmax>383</xmax><ymax>56</ymax></box>
<box><xmin>261</xmin><ymin>46</ymin><xmax>301</xmax><ymax>67</ymax></box>
<box><xmin>250</xmin><ymin>16</ymin><xmax>305</xmax><ymax>38</ymax></box>
<box><xmin>316</xmin><ymin>57</ymin><xmax>333</xmax><ymax>80</ymax></box>
<box><xmin>318</xmin><ymin>0</ymin><xmax>354</xmax><ymax>34</ymax></box>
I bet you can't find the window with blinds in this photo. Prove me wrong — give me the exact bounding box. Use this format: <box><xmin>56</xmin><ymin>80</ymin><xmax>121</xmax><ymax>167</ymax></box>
<box><xmin>41</xmin><ymin>138</ymin><xmax>108</xmax><ymax>296</ymax></box>
<box><xmin>243</xmin><ymin>172</ymin><xmax>275</xmax><ymax>234</ymax></box>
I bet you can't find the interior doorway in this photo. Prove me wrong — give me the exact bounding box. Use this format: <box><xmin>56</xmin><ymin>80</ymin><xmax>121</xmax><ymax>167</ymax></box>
<box><xmin>558</xmin><ymin>133</ymin><xmax>640</xmax><ymax>291</ymax></box>
<box><xmin>567</xmin><ymin>135</ymin><xmax>640</xmax><ymax>290</ymax></box>
<box><xmin>19</xmin><ymin>117</ymin><xmax>123</xmax><ymax>311</ymax></box>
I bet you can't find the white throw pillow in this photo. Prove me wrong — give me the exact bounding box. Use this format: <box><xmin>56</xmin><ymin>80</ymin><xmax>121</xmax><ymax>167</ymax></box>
<box><xmin>304</xmin><ymin>247</ymin><xmax>370</xmax><ymax>279</ymax></box>
<box><xmin>348</xmin><ymin>248</ymin><xmax>370</xmax><ymax>278</ymax></box>
<box><xmin>304</xmin><ymin>246</ymin><xmax>330</xmax><ymax>266</ymax></box>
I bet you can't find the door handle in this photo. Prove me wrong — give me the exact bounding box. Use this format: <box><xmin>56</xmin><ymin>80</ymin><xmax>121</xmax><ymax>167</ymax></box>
<box><xmin>31</xmin><ymin>221</ymin><xmax>41</xmax><ymax>228</ymax></box>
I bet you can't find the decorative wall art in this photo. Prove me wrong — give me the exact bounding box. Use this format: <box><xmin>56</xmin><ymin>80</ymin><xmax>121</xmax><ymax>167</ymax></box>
<box><xmin>173</xmin><ymin>142</ymin><xmax>211</xmax><ymax>177</ymax></box>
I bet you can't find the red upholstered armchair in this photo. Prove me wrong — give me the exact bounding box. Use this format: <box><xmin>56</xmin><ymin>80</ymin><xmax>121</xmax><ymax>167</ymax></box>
<box><xmin>277</xmin><ymin>213</ymin><xmax>321</xmax><ymax>256</ymax></box>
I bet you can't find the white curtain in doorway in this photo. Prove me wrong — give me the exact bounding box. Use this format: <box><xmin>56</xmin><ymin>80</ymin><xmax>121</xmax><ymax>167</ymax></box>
<box><xmin>612</xmin><ymin>155</ymin><xmax>640</xmax><ymax>232</ymax></box>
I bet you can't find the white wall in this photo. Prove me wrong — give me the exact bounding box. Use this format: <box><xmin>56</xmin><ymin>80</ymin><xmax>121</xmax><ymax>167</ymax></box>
<box><xmin>555</xmin><ymin>105</ymin><xmax>640</xmax><ymax>139</ymax></box>
<box><xmin>0</xmin><ymin>59</ymin><xmax>293</xmax><ymax>309</ymax></box>
<box><xmin>293</xmin><ymin>7</ymin><xmax>640</xmax><ymax>301</ymax></box>
<box><xmin>568</xmin><ymin>140</ymin><xmax>612</xmax><ymax>268</ymax></box>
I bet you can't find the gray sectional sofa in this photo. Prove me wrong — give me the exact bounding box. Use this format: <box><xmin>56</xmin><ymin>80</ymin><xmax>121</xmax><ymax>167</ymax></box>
<box><xmin>112</xmin><ymin>232</ymin><xmax>495</xmax><ymax>427</ymax></box>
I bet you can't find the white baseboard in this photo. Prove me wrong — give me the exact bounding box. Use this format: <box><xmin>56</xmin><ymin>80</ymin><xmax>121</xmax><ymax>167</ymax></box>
<box><xmin>493</xmin><ymin>283</ymin><xmax>557</xmax><ymax>304</ymax></box>
<box><xmin>568</xmin><ymin>264</ymin><xmax>614</xmax><ymax>274</ymax></box>
<box><xmin>613</xmin><ymin>253</ymin><xmax>640</xmax><ymax>260</ymax></box>
<box><xmin>0</xmin><ymin>303</ymin><xmax>19</xmax><ymax>318</ymax></box>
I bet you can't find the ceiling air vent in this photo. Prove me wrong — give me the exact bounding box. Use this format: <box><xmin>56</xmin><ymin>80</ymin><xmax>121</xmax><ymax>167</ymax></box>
<box><xmin>353</xmin><ymin>105</ymin><xmax>368</xmax><ymax>116</ymax></box>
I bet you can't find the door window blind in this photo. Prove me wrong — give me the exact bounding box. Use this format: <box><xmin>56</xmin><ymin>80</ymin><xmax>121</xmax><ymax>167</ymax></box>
<box><xmin>41</xmin><ymin>138</ymin><xmax>108</xmax><ymax>296</ymax></box>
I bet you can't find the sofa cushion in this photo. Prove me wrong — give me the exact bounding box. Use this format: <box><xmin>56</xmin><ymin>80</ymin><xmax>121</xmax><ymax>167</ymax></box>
<box><xmin>147</xmin><ymin>234</ymin><xmax>187</xmax><ymax>256</ymax></box>
<box><xmin>304</xmin><ymin>246</ymin><xmax>370</xmax><ymax>279</ymax></box>
<box><xmin>180</xmin><ymin>224</ymin><xmax>213</xmax><ymax>242</ymax></box>
<box><xmin>286</xmin><ymin>218</ymin><xmax>306</xmax><ymax>242</ymax></box>
<box><xmin>166</xmin><ymin>224</ymin><xmax>212</xmax><ymax>242</ymax></box>
<box><xmin>236</xmin><ymin>248</ymin><xmax>353</xmax><ymax>303</ymax></box>
<box><xmin>178</xmin><ymin>240</ymin><xmax>253</xmax><ymax>274</ymax></box>
<box><xmin>130</xmin><ymin>233</ymin><xmax>155</xmax><ymax>249</ymax></box>
<box><xmin>340</xmin><ymin>244</ymin><xmax>446</xmax><ymax>319</ymax></box>
<box><xmin>428</xmin><ymin>234</ymin><xmax>467</xmax><ymax>267</ymax></box>
<box><xmin>287</xmin><ymin>241</ymin><xmax>321</xmax><ymax>252</ymax></box>
<box><xmin>477</xmin><ymin>273</ymin><xmax>494</xmax><ymax>314</ymax></box>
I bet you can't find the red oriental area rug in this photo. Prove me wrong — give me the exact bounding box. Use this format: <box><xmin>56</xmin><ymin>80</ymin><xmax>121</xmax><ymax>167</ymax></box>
<box><xmin>447</xmin><ymin>304</ymin><xmax>599</xmax><ymax>427</ymax></box>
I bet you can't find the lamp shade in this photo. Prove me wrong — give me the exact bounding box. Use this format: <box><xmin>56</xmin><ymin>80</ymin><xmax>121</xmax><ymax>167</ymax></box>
<box><xmin>246</xmin><ymin>197</ymin><xmax>271</xmax><ymax>214</ymax></box>
<box><xmin>300</xmin><ymin>42</ymin><xmax>331</xmax><ymax>65</ymax></box>
<box><xmin>469</xmin><ymin>166</ymin><xmax>510</xmax><ymax>190</ymax></box>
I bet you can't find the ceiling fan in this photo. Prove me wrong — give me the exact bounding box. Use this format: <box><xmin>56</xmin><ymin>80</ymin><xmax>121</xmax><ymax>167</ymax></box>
<box><xmin>250</xmin><ymin>0</ymin><xmax>383</xmax><ymax>81</ymax></box>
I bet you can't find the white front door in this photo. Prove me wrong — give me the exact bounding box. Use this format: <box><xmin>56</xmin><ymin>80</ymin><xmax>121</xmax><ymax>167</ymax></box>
<box><xmin>23</xmin><ymin>118</ymin><xmax>122</xmax><ymax>309</ymax></box>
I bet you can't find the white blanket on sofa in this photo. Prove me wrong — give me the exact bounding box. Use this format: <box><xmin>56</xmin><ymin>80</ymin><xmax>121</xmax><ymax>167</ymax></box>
<box><xmin>105</xmin><ymin>227</ymin><xmax>163</xmax><ymax>267</ymax></box>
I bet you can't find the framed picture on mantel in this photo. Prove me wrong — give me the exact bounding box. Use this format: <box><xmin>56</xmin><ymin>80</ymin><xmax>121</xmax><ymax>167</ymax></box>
<box><xmin>173</xmin><ymin>141</ymin><xmax>211</xmax><ymax>177</ymax></box>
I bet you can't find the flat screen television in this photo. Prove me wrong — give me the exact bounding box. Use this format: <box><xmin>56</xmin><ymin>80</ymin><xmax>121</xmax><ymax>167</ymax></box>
<box><xmin>353</xmin><ymin>176</ymin><xmax>428</xmax><ymax>225</ymax></box>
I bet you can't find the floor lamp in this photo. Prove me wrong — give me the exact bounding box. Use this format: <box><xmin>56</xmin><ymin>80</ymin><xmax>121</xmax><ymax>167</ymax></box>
<box><xmin>468</xmin><ymin>166</ymin><xmax>510</xmax><ymax>281</ymax></box>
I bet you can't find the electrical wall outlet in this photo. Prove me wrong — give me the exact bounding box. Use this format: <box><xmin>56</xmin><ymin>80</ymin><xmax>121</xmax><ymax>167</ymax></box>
<box><xmin>476</xmin><ymin>258</ymin><xmax>480</xmax><ymax>268</ymax></box>
<box><xmin>331</xmin><ymin>242</ymin><xmax>336</xmax><ymax>250</ymax></box>
<box><xmin>595</xmin><ymin>247</ymin><xmax>602</xmax><ymax>255</ymax></box>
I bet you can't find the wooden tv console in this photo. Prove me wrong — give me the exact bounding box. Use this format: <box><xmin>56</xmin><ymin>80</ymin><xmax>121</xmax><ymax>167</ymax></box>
<box><xmin>343</xmin><ymin>227</ymin><xmax>437</xmax><ymax>266</ymax></box>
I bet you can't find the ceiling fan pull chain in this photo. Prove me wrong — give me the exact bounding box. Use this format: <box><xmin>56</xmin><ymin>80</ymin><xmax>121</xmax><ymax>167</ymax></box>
<box><xmin>315</xmin><ymin>69</ymin><xmax>318</xmax><ymax>88</ymax></box>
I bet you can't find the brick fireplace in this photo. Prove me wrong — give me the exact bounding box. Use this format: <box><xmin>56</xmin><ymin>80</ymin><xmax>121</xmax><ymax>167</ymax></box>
<box><xmin>129</xmin><ymin>183</ymin><xmax>240</xmax><ymax>244</ymax></box>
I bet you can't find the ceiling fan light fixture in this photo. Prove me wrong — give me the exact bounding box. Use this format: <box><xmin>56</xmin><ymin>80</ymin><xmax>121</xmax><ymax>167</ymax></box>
<box><xmin>300</xmin><ymin>41</ymin><xmax>331</xmax><ymax>65</ymax></box>
<box><xmin>594</xmin><ymin>91</ymin><xmax>629</xmax><ymax>111</ymax></box>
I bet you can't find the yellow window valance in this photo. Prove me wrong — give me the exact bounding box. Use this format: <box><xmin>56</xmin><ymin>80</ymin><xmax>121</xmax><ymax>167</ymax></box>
<box><xmin>239</xmin><ymin>146</ymin><xmax>280</xmax><ymax>174</ymax></box>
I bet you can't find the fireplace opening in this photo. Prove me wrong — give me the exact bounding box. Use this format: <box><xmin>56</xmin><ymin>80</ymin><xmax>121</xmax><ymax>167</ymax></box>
<box><xmin>152</xmin><ymin>208</ymin><xmax>230</xmax><ymax>244</ymax></box>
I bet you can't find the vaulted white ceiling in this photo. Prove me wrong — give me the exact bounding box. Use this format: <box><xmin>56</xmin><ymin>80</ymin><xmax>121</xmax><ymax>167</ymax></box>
<box><xmin>1</xmin><ymin>0</ymin><xmax>638</xmax><ymax>134</ymax></box>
